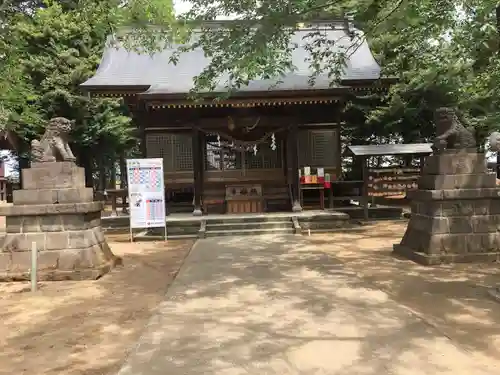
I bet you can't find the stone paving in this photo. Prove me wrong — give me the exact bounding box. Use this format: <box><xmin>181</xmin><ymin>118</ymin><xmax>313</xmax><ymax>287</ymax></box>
<box><xmin>117</xmin><ymin>234</ymin><xmax>498</xmax><ymax>375</ymax></box>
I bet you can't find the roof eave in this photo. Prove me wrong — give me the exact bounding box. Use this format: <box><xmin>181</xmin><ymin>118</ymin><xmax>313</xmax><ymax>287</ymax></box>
<box><xmin>340</xmin><ymin>77</ymin><xmax>397</xmax><ymax>86</ymax></box>
<box><xmin>138</xmin><ymin>84</ymin><xmax>386</xmax><ymax>101</ymax></box>
<box><xmin>79</xmin><ymin>85</ymin><xmax>151</xmax><ymax>96</ymax></box>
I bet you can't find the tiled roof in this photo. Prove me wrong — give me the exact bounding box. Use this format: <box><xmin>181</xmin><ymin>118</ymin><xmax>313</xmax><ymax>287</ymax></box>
<box><xmin>81</xmin><ymin>21</ymin><xmax>382</xmax><ymax>94</ymax></box>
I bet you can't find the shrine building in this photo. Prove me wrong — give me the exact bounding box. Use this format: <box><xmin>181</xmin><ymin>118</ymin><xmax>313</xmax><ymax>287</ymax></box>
<box><xmin>81</xmin><ymin>19</ymin><xmax>392</xmax><ymax>216</ymax></box>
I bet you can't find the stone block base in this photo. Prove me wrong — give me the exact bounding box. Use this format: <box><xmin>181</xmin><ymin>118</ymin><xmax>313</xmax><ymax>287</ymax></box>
<box><xmin>0</xmin><ymin>212</ymin><xmax>121</xmax><ymax>281</ymax></box>
<box><xmin>0</xmin><ymin>237</ymin><xmax>122</xmax><ymax>281</ymax></box>
<box><xmin>0</xmin><ymin>161</ymin><xmax>119</xmax><ymax>281</ymax></box>
<box><xmin>396</xmin><ymin>151</ymin><xmax>500</xmax><ymax>265</ymax></box>
<box><xmin>393</xmin><ymin>244</ymin><xmax>500</xmax><ymax>265</ymax></box>
<box><xmin>22</xmin><ymin>162</ymin><xmax>85</xmax><ymax>190</ymax></box>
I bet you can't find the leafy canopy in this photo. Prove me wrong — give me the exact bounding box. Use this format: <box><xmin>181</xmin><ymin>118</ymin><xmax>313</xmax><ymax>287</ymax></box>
<box><xmin>1</xmin><ymin>0</ymin><xmax>137</xmax><ymax>159</ymax></box>
<box><xmin>116</xmin><ymin>0</ymin><xmax>500</xmax><ymax>141</ymax></box>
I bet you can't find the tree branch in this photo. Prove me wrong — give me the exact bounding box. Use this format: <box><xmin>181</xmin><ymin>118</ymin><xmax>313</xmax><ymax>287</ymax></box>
<box><xmin>293</xmin><ymin>0</ymin><xmax>345</xmax><ymax>17</ymax></box>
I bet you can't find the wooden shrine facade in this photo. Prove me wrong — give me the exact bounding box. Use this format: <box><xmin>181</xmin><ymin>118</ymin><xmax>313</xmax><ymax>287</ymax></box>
<box><xmin>81</xmin><ymin>19</ymin><xmax>392</xmax><ymax>215</ymax></box>
<box><xmin>134</xmin><ymin>98</ymin><xmax>346</xmax><ymax>215</ymax></box>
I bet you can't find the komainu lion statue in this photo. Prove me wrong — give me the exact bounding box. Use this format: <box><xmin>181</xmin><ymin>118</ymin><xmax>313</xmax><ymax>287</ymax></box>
<box><xmin>31</xmin><ymin>117</ymin><xmax>76</xmax><ymax>163</ymax></box>
<box><xmin>432</xmin><ymin>107</ymin><xmax>477</xmax><ymax>153</ymax></box>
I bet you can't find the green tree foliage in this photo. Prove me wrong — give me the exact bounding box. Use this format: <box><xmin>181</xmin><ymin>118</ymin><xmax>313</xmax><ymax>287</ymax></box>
<box><xmin>1</xmin><ymin>0</ymin><xmax>139</xmax><ymax>185</ymax></box>
<box><xmin>119</xmin><ymin>0</ymin><xmax>500</xmax><ymax>144</ymax></box>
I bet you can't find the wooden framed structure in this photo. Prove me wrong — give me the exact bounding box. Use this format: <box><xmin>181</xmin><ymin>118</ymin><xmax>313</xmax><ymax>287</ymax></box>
<box><xmin>81</xmin><ymin>19</ymin><xmax>394</xmax><ymax>215</ymax></box>
<box><xmin>347</xmin><ymin>143</ymin><xmax>433</xmax><ymax>219</ymax></box>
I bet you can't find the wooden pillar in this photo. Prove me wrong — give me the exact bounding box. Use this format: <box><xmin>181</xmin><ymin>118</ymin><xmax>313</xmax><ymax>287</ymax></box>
<box><xmin>335</xmin><ymin>125</ymin><xmax>342</xmax><ymax>177</ymax></box>
<box><xmin>362</xmin><ymin>156</ymin><xmax>369</xmax><ymax>220</ymax></box>
<box><xmin>289</xmin><ymin>124</ymin><xmax>302</xmax><ymax>212</ymax></box>
<box><xmin>192</xmin><ymin>128</ymin><xmax>203</xmax><ymax>216</ymax></box>
<box><xmin>282</xmin><ymin>132</ymin><xmax>288</xmax><ymax>178</ymax></box>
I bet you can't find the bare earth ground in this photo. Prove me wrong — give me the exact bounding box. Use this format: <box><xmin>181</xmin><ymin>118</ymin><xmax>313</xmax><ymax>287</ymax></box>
<box><xmin>310</xmin><ymin>221</ymin><xmax>500</xmax><ymax>367</ymax></box>
<box><xmin>0</xmin><ymin>217</ymin><xmax>500</xmax><ymax>374</ymax></box>
<box><xmin>0</xmin><ymin>235</ymin><xmax>194</xmax><ymax>375</ymax></box>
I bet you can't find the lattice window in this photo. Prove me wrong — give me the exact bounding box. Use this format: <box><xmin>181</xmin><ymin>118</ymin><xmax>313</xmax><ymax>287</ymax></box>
<box><xmin>173</xmin><ymin>134</ymin><xmax>193</xmax><ymax>171</ymax></box>
<box><xmin>297</xmin><ymin>129</ymin><xmax>337</xmax><ymax>167</ymax></box>
<box><xmin>244</xmin><ymin>139</ymin><xmax>282</xmax><ymax>169</ymax></box>
<box><xmin>146</xmin><ymin>132</ymin><xmax>193</xmax><ymax>172</ymax></box>
<box><xmin>310</xmin><ymin>130</ymin><xmax>336</xmax><ymax>166</ymax></box>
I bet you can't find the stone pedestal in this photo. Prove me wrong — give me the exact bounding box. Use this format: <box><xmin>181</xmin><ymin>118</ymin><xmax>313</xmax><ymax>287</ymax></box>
<box><xmin>394</xmin><ymin>150</ymin><xmax>500</xmax><ymax>265</ymax></box>
<box><xmin>0</xmin><ymin>162</ymin><xmax>121</xmax><ymax>281</ymax></box>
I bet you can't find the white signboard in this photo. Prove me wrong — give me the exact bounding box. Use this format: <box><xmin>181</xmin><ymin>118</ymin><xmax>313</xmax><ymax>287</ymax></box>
<box><xmin>126</xmin><ymin>158</ymin><xmax>166</xmax><ymax>230</ymax></box>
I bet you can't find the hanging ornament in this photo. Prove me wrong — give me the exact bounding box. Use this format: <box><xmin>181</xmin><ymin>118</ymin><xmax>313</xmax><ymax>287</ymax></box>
<box><xmin>253</xmin><ymin>144</ymin><xmax>258</xmax><ymax>155</ymax></box>
<box><xmin>271</xmin><ymin>133</ymin><xmax>276</xmax><ymax>151</ymax></box>
<box><xmin>217</xmin><ymin>134</ymin><xmax>221</xmax><ymax>147</ymax></box>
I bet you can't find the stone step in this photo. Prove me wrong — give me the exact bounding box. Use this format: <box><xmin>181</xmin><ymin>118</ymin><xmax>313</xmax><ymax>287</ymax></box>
<box><xmin>206</xmin><ymin>220</ymin><xmax>292</xmax><ymax>231</ymax></box>
<box><xmin>207</xmin><ymin>215</ymin><xmax>292</xmax><ymax>225</ymax></box>
<box><xmin>152</xmin><ymin>225</ymin><xmax>199</xmax><ymax>236</ymax></box>
<box><xmin>300</xmin><ymin>225</ymin><xmax>365</xmax><ymax>235</ymax></box>
<box><xmin>133</xmin><ymin>233</ymin><xmax>198</xmax><ymax>241</ymax></box>
<box><xmin>206</xmin><ymin>227</ymin><xmax>295</xmax><ymax>237</ymax></box>
<box><xmin>298</xmin><ymin>221</ymin><xmax>348</xmax><ymax>230</ymax></box>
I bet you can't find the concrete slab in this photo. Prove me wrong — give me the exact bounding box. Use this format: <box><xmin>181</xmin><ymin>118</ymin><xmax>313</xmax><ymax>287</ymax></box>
<box><xmin>117</xmin><ymin>235</ymin><xmax>497</xmax><ymax>375</ymax></box>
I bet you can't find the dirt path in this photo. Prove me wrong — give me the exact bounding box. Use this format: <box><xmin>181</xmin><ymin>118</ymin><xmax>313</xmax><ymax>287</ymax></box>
<box><xmin>310</xmin><ymin>222</ymin><xmax>500</xmax><ymax>366</ymax></box>
<box><xmin>0</xmin><ymin>236</ymin><xmax>194</xmax><ymax>375</ymax></box>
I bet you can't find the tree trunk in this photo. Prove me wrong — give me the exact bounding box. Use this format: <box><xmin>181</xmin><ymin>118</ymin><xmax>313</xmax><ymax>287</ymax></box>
<box><xmin>98</xmin><ymin>156</ymin><xmax>106</xmax><ymax>192</ymax></box>
<box><xmin>74</xmin><ymin>146</ymin><xmax>94</xmax><ymax>188</ymax></box>
<box><xmin>82</xmin><ymin>155</ymin><xmax>93</xmax><ymax>188</ymax></box>
<box><xmin>119</xmin><ymin>154</ymin><xmax>127</xmax><ymax>188</ymax></box>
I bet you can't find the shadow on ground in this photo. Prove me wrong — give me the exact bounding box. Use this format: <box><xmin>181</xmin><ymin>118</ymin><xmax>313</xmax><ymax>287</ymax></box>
<box><xmin>0</xmin><ymin>237</ymin><xmax>194</xmax><ymax>375</ymax></box>
<box><xmin>119</xmin><ymin>231</ymin><xmax>498</xmax><ymax>375</ymax></box>
<box><xmin>309</xmin><ymin>221</ymin><xmax>500</xmax><ymax>362</ymax></box>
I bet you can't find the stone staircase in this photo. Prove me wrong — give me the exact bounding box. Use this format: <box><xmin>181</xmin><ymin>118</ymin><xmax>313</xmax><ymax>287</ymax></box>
<box><xmin>204</xmin><ymin>215</ymin><xmax>295</xmax><ymax>237</ymax></box>
<box><xmin>296</xmin><ymin>212</ymin><xmax>355</xmax><ymax>234</ymax></box>
<box><xmin>101</xmin><ymin>211</ymin><xmax>360</xmax><ymax>240</ymax></box>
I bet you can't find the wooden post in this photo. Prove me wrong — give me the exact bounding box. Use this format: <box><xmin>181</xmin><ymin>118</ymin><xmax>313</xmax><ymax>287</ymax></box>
<box><xmin>192</xmin><ymin>128</ymin><xmax>203</xmax><ymax>216</ymax></box>
<box><xmin>282</xmin><ymin>132</ymin><xmax>288</xmax><ymax>178</ymax></box>
<box><xmin>289</xmin><ymin>124</ymin><xmax>302</xmax><ymax>212</ymax></box>
<box><xmin>362</xmin><ymin>156</ymin><xmax>369</xmax><ymax>220</ymax></box>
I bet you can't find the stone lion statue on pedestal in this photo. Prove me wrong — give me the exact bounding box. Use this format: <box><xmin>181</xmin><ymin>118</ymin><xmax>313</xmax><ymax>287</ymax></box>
<box><xmin>31</xmin><ymin>117</ymin><xmax>76</xmax><ymax>163</ymax></box>
<box><xmin>431</xmin><ymin>107</ymin><xmax>477</xmax><ymax>153</ymax></box>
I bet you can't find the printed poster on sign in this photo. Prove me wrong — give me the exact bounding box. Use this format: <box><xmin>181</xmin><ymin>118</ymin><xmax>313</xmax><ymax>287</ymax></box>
<box><xmin>126</xmin><ymin>158</ymin><xmax>166</xmax><ymax>229</ymax></box>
